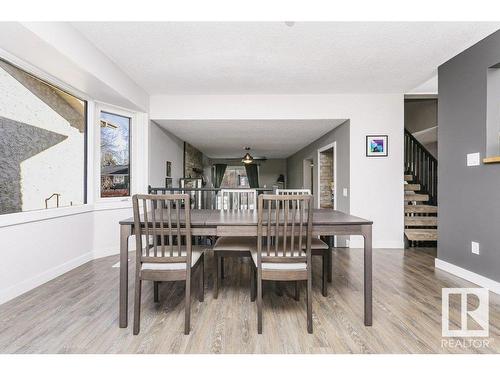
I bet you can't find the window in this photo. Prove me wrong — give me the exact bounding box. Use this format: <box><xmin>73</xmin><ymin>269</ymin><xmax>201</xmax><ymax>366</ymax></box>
<box><xmin>100</xmin><ymin>111</ymin><xmax>131</xmax><ymax>197</ymax></box>
<box><xmin>220</xmin><ymin>166</ymin><xmax>250</xmax><ymax>188</ymax></box>
<box><xmin>0</xmin><ymin>58</ymin><xmax>87</xmax><ymax>215</ymax></box>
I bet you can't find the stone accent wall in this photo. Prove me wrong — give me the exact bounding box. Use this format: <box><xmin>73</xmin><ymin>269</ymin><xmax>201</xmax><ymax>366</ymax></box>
<box><xmin>319</xmin><ymin>150</ymin><xmax>333</xmax><ymax>208</ymax></box>
<box><xmin>184</xmin><ymin>142</ymin><xmax>204</xmax><ymax>178</ymax></box>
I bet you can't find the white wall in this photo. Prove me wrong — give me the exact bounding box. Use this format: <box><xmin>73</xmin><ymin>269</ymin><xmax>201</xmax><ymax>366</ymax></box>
<box><xmin>0</xmin><ymin>210</ymin><xmax>94</xmax><ymax>303</ymax></box>
<box><xmin>148</xmin><ymin>121</ymin><xmax>184</xmax><ymax>188</ymax></box>
<box><xmin>150</xmin><ymin>94</ymin><xmax>404</xmax><ymax>248</ymax></box>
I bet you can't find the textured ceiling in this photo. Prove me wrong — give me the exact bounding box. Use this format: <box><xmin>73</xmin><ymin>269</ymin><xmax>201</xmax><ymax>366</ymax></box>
<box><xmin>72</xmin><ymin>22</ymin><xmax>500</xmax><ymax>94</ymax></box>
<box><xmin>155</xmin><ymin>119</ymin><xmax>347</xmax><ymax>158</ymax></box>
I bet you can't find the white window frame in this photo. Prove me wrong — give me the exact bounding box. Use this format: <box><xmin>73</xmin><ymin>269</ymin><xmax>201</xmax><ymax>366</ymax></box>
<box><xmin>94</xmin><ymin>103</ymin><xmax>135</xmax><ymax>208</ymax></box>
<box><xmin>0</xmin><ymin>49</ymin><xmax>93</xmax><ymax>227</ymax></box>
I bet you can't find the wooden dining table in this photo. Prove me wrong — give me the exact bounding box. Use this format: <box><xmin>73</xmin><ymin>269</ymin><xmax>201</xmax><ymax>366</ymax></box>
<box><xmin>118</xmin><ymin>209</ymin><xmax>373</xmax><ymax>328</ymax></box>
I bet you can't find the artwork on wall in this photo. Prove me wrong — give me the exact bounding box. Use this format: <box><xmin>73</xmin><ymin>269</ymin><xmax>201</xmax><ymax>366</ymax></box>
<box><xmin>166</xmin><ymin>161</ymin><xmax>172</xmax><ymax>178</ymax></box>
<box><xmin>366</xmin><ymin>135</ymin><xmax>388</xmax><ymax>157</ymax></box>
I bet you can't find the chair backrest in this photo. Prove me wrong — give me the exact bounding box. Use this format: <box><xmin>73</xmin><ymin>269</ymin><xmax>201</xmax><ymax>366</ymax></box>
<box><xmin>276</xmin><ymin>188</ymin><xmax>311</xmax><ymax>196</ymax></box>
<box><xmin>256</xmin><ymin>194</ymin><xmax>313</xmax><ymax>267</ymax></box>
<box><xmin>219</xmin><ymin>189</ymin><xmax>257</xmax><ymax>210</ymax></box>
<box><xmin>132</xmin><ymin>194</ymin><xmax>192</xmax><ymax>265</ymax></box>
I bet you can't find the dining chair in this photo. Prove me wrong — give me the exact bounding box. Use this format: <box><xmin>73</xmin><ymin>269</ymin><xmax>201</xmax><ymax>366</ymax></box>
<box><xmin>132</xmin><ymin>194</ymin><xmax>205</xmax><ymax>335</ymax></box>
<box><xmin>213</xmin><ymin>188</ymin><xmax>257</xmax><ymax>299</ymax></box>
<box><xmin>276</xmin><ymin>188</ymin><xmax>331</xmax><ymax>296</ymax></box>
<box><xmin>250</xmin><ymin>194</ymin><xmax>315</xmax><ymax>334</ymax></box>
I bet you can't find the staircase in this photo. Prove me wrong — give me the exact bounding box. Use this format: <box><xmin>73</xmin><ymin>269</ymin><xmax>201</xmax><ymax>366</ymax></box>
<box><xmin>404</xmin><ymin>129</ymin><xmax>438</xmax><ymax>247</ymax></box>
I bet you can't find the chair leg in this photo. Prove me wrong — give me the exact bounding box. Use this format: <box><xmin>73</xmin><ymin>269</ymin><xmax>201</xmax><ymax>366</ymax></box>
<box><xmin>198</xmin><ymin>255</ymin><xmax>205</xmax><ymax>302</ymax></box>
<box><xmin>154</xmin><ymin>281</ymin><xmax>159</xmax><ymax>302</ymax></box>
<box><xmin>307</xmin><ymin>274</ymin><xmax>313</xmax><ymax>334</ymax></box>
<box><xmin>220</xmin><ymin>256</ymin><xmax>225</xmax><ymax>279</ymax></box>
<box><xmin>322</xmin><ymin>253</ymin><xmax>328</xmax><ymax>297</ymax></box>
<box><xmin>327</xmin><ymin>248</ymin><xmax>333</xmax><ymax>283</ymax></box>
<box><xmin>257</xmin><ymin>269</ymin><xmax>263</xmax><ymax>334</ymax></box>
<box><xmin>250</xmin><ymin>265</ymin><xmax>256</xmax><ymax>302</ymax></box>
<box><xmin>214</xmin><ymin>253</ymin><xmax>220</xmax><ymax>299</ymax></box>
<box><xmin>133</xmin><ymin>278</ymin><xmax>142</xmax><ymax>335</ymax></box>
<box><xmin>185</xmin><ymin>274</ymin><xmax>191</xmax><ymax>335</ymax></box>
<box><xmin>295</xmin><ymin>281</ymin><xmax>300</xmax><ymax>301</ymax></box>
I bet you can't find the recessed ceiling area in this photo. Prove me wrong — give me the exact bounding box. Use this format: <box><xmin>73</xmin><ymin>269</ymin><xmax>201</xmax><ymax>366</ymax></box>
<box><xmin>155</xmin><ymin>119</ymin><xmax>347</xmax><ymax>158</ymax></box>
<box><xmin>71</xmin><ymin>22</ymin><xmax>500</xmax><ymax>95</ymax></box>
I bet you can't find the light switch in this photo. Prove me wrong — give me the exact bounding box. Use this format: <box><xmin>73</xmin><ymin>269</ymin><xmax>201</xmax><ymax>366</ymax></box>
<box><xmin>467</xmin><ymin>153</ymin><xmax>480</xmax><ymax>166</ymax></box>
<box><xmin>343</xmin><ymin>188</ymin><xmax>348</xmax><ymax>197</ymax></box>
<box><xmin>471</xmin><ymin>241</ymin><xmax>480</xmax><ymax>255</ymax></box>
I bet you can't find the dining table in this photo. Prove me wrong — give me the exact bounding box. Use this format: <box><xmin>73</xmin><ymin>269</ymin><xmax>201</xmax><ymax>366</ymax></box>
<box><xmin>118</xmin><ymin>209</ymin><xmax>373</xmax><ymax>328</ymax></box>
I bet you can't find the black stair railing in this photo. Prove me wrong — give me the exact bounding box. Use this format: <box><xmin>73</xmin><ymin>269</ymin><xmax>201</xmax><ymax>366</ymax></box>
<box><xmin>404</xmin><ymin>128</ymin><xmax>438</xmax><ymax>205</ymax></box>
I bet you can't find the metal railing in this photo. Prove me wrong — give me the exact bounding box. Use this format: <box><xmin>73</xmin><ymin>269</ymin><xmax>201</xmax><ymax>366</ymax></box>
<box><xmin>404</xmin><ymin>128</ymin><xmax>438</xmax><ymax>205</ymax></box>
<box><xmin>148</xmin><ymin>186</ymin><xmax>274</xmax><ymax>210</ymax></box>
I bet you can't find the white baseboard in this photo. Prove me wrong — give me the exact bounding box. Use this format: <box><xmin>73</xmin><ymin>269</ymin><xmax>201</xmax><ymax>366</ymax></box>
<box><xmin>0</xmin><ymin>251</ymin><xmax>93</xmax><ymax>305</ymax></box>
<box><xmin>435</xmin><ymin>258</ymin><xmax>500</xmax><ymax>295</ymax></box>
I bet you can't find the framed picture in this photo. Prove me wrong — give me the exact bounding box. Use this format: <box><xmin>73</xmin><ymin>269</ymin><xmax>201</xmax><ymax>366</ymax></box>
<box><xmin>366</xmin><ymin>135</ymin><xmax>388</xmax><ymax>157</ymax></box>
<box><xmin>166</xmin><ymin>161</ymin><xmax>172</xmax><ymax>177</ymax></box>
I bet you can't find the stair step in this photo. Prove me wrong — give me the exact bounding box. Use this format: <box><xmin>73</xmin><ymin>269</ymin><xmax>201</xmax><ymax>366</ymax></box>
<box><xmin>405</xmin><ymin>217</ymin><xmax>438</xmax><ymax>226</ymax></box>
<box><xmin>405</xmin><ymin>229</ymin><xmax>438</xmax><ymax>241</ymax></box>
<box><xmin>404</xmin><ymin>194</ymin><xmax>429</xmax><ymax>202</ymax></box>
<box><xmin>404</xmin><ymin>184</ymin><xmax>421</xmax><ymax>191</ymax></box>
<box><xmin>404</xmin><ymin>175</ymin><xmax>413</xmax><ymax>181</ymax></box>
<box><xmin>404</xmin><ymin>205</ymin><xmax>438</xmax><ymax>214</ymax></box>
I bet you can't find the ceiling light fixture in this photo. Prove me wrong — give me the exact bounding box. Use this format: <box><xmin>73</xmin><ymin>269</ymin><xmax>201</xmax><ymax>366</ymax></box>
<box><xmin>284</xmin><ymin>21</ymin><xmax>295</xmax><ymax>27</ymax></box>
<box><xmin>241</xmin><ymin>147</ymin><xmax>254</xmax><ymax>164</ymax></box>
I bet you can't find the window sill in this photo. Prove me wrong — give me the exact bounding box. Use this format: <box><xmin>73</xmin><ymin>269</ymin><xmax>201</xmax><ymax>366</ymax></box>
<box><xmin>93</xmin><ymin>197</ymin><xmax>132</xmax><ymax>211</ymax></box>
<box><xmin>0</xmin><ymin>205</ymin><xmax>94</xmax><ymax>229</ymax></box>
<box><xmin>483</xmin><ymin>156</ymin><xmax>500</xmax><ymax>164</ymax></box>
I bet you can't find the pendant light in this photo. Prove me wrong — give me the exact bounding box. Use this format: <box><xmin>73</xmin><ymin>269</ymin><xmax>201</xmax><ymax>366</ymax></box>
<box><xmin>241</xmin><ymin>147</ymin><xmax>254</xmax><ymax>164</ymax></box>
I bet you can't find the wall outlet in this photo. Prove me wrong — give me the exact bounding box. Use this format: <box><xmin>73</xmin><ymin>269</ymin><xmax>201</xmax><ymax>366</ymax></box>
<box><xmin>471</xmin><ymin>241</ymin><xmax>480</xmax><ymax>255</ymax></box>
<box><xmin>466</xmin><ymin>152</ymin><xmax>480</xmax><ymax>166</ymax></box>
<box><xmin>343</xmin><ymin>188</ymin><xmax>348</xmax><ymax>197</ymax></box>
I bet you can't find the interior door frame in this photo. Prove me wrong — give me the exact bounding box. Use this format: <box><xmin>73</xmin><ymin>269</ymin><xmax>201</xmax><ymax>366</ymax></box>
<box><xmin>317</xmin><ymin>142</ymin><xmax>337</xmax><ymax>210</ymax></box>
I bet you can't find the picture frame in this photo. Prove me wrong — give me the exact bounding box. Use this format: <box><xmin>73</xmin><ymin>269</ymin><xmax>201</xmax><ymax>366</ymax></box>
<box><xmin>166</xmin><ymin>161</ymin><xmax>172</xmax><ymax>177</ymax></box>
<box><xmin>366</xmin><ymin>135</ymin><xmax>388</xmax><ymax>157</ymax></box>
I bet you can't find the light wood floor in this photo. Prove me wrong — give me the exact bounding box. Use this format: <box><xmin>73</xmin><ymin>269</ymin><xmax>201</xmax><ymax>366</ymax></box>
<box><xmin>0</xmin><ymin>248</ymin><xmax>498</xmax><ymax>354</ymax></box>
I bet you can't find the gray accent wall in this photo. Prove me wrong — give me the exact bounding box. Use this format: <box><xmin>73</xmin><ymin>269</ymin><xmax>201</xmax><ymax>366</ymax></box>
<box><xmin>286</xmin><ymin>119</ymin><xmax>350</xmax><ymax>213</ymax></box>
<box><xmin>438</xmin><ymin>29</ymin><xmax>500</xmax><ymax>282</ymax></box>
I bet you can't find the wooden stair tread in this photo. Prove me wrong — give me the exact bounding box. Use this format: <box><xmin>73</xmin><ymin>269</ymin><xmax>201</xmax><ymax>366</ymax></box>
<box><xmin>404</xmin><ymin>175</ymin><xmax>413</xmax><ymax>181</ymax></box>
<box><xmin>405</xmin><ymin>229</ymin><xmax>438</xmax><ymax>241</ymax></box>
<box><xmin>404</xmin><ymin>194</ymin><xmax>429</xmax><ymax>202</ymax></box>
<box><xmin>404</xmin><ymin>205</ymin><xmax>438</xmax><ymax>213</ymax></box>
<box><xmin>405</xmin><ymin>217</ymin><xmax>438</xmax><ymax>226</ymax></box>
<box><xmin>404</xmin><ymin>184</ymin><xmax>420</xmax><ymax>191</ymax></box>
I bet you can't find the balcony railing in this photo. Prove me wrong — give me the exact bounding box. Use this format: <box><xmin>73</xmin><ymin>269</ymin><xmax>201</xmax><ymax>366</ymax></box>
<box><xmin>148</xmin><ymin>186</ymin><xmax>274</xmax><ymax>210</ymax></box>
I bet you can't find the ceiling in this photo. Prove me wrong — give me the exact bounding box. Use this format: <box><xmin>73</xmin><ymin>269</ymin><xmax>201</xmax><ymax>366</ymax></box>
<box><xmin>71</xmin><ymin>22</ymin><xmax>500</xmax><ymax>95</ymax></box>
<box><xmin>155</xmin><ymin>119</ymin><xmax>347</xmax><ymax>158</ymax></box>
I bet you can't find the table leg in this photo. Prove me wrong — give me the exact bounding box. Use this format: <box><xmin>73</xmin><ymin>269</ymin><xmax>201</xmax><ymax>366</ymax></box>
<box><xmin>361</xmin><ymin>224</ymin><xmax>372</xmax><ymax>326</ymax></box>
<box><xmin>119</xmin><ymin>224</ymin><xmax>132</xmax><ymax>328</ymax></box>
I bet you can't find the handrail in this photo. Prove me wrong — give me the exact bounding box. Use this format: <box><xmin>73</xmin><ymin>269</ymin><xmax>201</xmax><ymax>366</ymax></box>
<box><xmin>404</xmin><ymin>128</ymin><xmax>438</xmax><ymax>205</ymax></box>
<box><xmin>45</xmin><ymin>193</ymin><xmax>61</xmax><ymax>209</ymax></box>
